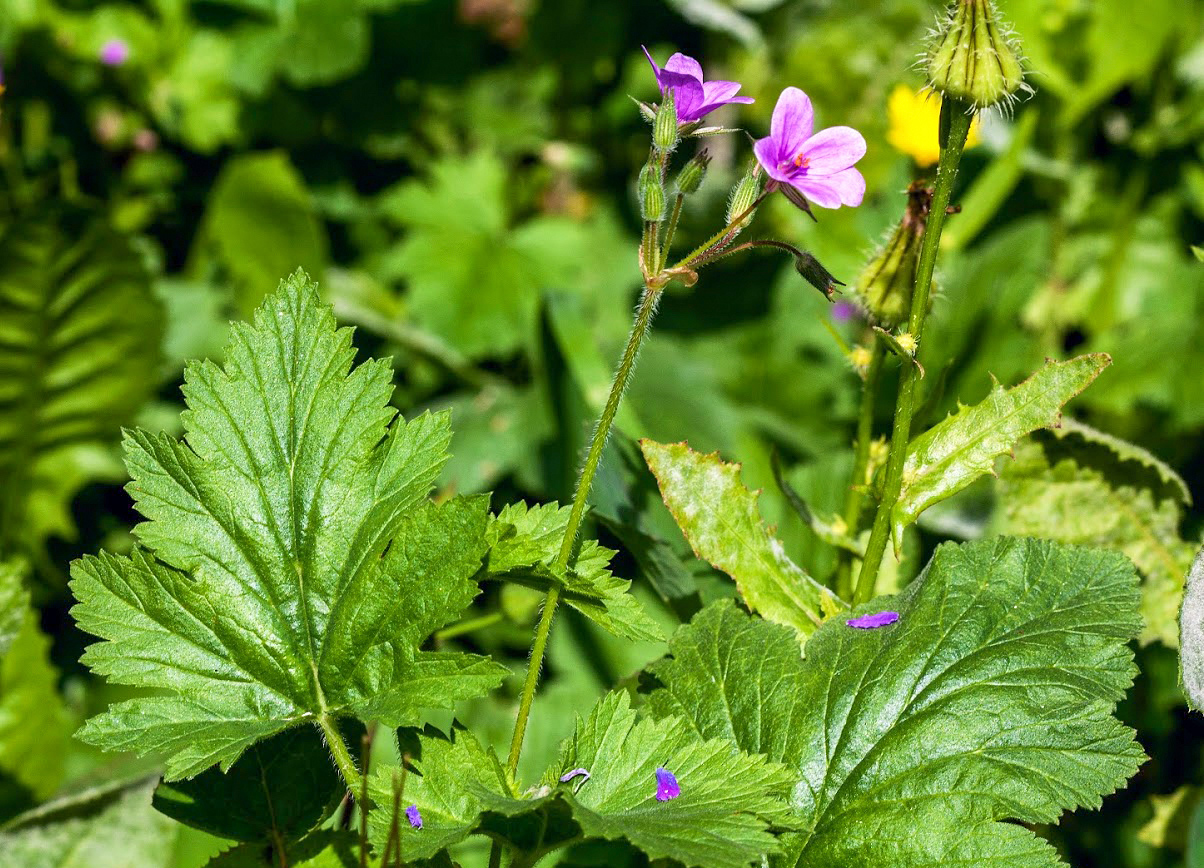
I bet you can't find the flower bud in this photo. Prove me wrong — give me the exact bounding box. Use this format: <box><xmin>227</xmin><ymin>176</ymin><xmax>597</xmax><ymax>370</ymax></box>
<box><xmin>675</xmin><ymin>149</ymin><xmax>711</xmax><ymax>195</ymax></box>
<box><xmin>794</xmin><ymin>250</ymin><xmax>844</xmax><ymax>299</ymax></box>
<box><xmin>726</xmin><ymin>163</ymin><xmax>761</xmax><ymax>228</ymax></box>
<box><xmin>654</xmin><ymin>90</ymin><xmax>679</xmax><ymax>152</ymax></box>
<box><xmin>926</xmin><ymin>0</ymin><xmax>1026</xmax><ymax>110</ymax></box>
<box><xmin>638</xmin><ymin>162</ymin><xmax>666</xmax><ymax>221</ymax></box>
<box><xmin>853</xmin><ymin>182</ymin><xmax>932</xmax><ymax>327</ymax></box>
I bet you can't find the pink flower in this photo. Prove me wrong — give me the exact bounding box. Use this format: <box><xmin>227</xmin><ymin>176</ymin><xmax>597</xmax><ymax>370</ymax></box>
<box><xmin>642</xmin><ymin>46</ymin><xmax>753</xmax><ymax>124</ymax></box>
<box><xmin>754</xmin><ymin>87</ymin><xmax>866</xmax><ymax>210</ymax></box>
<box><xmin>99</xmin><ymin>39</ymin><xmax>130</xmax><ymax>67</ymax></box>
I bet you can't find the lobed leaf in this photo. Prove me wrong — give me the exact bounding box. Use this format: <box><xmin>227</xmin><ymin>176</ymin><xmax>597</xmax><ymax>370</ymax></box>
<box><xmin>70</xmin><ymin>272</ymin><xmax>505</xmax><ymax>779</ymax></box>
<box><xmin>647</xmin><ymin>538</ymin><xmax>1145</xmax><ymax>868</ymax></box>
<box><xmin>893</xmin><ymin>354</ymin><xmax>1110</xmax><ymax>545</ymax></box>
<box><xmin>641</xmin><ymin>440</ymin><xmax>844</xmax><ymax>640</ymax></box>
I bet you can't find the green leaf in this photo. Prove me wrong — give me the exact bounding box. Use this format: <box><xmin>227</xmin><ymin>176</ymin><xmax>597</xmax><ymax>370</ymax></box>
<box><xmin>0</xmin><ymin>209</ymin><xmax>163</xmax><ymax>555</ymax></box>
<box><xmin>367</xmin><ymin>692</ymin><xmax>793</xmax><ymax>867</ymax></box>
<box><xmin>194</xmin><ymin>152</ymin><xmax>328</xmax><ymax>315</ymax></box>
<box><xmin>893</xmin><ymin>354</ymin><xmax>1110</xmax><ymax>546</ymax></box>
<box><xmin>486</xmin><ymin>501</ymin><xmax>662</xmax><ymax>641</ymax></box>
<box><xmin>640</xmin><ymin>440</ymin><xmax>844</xmax><ymax>640</ymax></box>
<box><xmin>152</xmin><ymin>723</ymin><xmax>355</xmax><ymax>843</ymax></box>
<box><xmin>206</xmin><ymin>831</ymin><xmax>366</xmax><ymax>868</ymax></box>
<box><xmin>70</xmin><ymin>273</ymin><xmax>505</xmax><ymax>779</ymax></box>
<box><xmin>1179</xmin><ymin>547</ymin><xmax>1204</xmax><ymax>710</ymax></box>
<box><xmin>647</xmin><ymin>538</ymin><xmax>1145</xmax><ymax>868</ymax></box>
<box><xmin>0</xmin><ymin>778</ymin><xmax>179</xmax><ymax>868</ymax></box>
<box><xmin>0</xmin><ymin>562</ymin><xmax>72</xmax><ymax>801</ymax></box>
<box><xmin>996</xmin><ymin>433</ymin><xmax>1195</xmax><ymax>646</ymax></box>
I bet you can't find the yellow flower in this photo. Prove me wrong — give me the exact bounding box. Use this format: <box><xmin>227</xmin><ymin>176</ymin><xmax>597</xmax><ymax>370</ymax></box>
<box><xmin>886</xmin><ymin>84</ymin><xmax>980</xmax><ymax>168</ymax></box>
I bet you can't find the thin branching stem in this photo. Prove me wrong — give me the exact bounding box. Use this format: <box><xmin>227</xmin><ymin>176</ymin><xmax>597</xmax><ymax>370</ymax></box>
<box><xmin>836</xmin><ymin>339</ymin><xmax>886</xmax><ymax>599</ymax></box>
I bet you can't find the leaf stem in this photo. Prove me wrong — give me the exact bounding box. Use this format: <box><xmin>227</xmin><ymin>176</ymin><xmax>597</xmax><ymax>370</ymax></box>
<box><xmin>319</xmin><ymin>714</ymin><xmax>361</xmax><ymax>794</ymax></box>
<box><xmin>854</xmin><ymin>100</ymin><xmax>974</xmax><ymax>605</ymax></box>
<box><xmin>837</xmin><ymin>339</ymin><xmax>886</xmax><ymax>599</ymax></box>
<box><xmin>670</xmin><ymin>190</ymin><xmax>768</xmax><ymax>271</ymax></box>
<box><xmin>661</xmin><ymin>192</ymin><xmax>685</xmax><ymax>261</ymax></box>
<box><xmin>434</xmin><ymin>611</ymin><xmax>504</xmax><ymax>641</ymax></box>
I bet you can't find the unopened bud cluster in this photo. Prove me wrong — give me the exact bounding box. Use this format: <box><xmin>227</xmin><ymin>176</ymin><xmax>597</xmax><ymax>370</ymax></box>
<box><xmin>926</xmin><ymin>0</ymin><xmax>1027</xmax><ymax>110</ymax></box>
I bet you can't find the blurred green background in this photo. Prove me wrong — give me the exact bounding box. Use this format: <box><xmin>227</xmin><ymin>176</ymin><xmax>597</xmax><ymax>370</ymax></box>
<box><xmin>1</xmin><ymin>0</ymin><xmax>1204</xmax><ymax>865</ymax></box>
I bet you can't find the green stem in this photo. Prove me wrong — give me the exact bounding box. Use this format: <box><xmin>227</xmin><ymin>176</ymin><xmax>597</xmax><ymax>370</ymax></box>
<box><xmin>434</xmin><ymin>611</ymin><xmax>504</xmax><ymax>641</ymax></box>
<box><xmin>670</xmin><ymin>190</ymin><xmax>768</xmax><ymax>271</ymax></box>
<box><xmin>854</xmin><ymin>100</ymin><xmax>974</xmax><ymax>606</ymax></box>
<box><xmin>661</xmin><ymin>193</ymin><xmax>685</xmax><ymax>261</ymax></box>
<box><xmin>836</xmin><ymin>339</ymin><xmax>886</xmax><ymax>599</ymax></box>
<box><xmin>320</xmin><ymin>714</ymin><xmax>361</xmax><ymax>794</ymax></box>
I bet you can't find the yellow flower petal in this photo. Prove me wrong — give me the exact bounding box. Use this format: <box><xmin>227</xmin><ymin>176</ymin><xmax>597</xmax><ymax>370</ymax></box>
<box><xmin>886</xmin><ymin>84</ymin><xmax>979</xmax><ymax>168</ymax></box>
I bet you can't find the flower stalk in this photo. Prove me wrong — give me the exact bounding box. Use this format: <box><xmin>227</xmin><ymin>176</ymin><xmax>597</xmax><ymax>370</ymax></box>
<box><xmin>836</xmin><ymin>338</ymin><xmax>886</xmax><ymax>599</ymax></box>
<box><xmin>854</xmin><ymin>99</ymin><xmax>975</xmax><ymax>605</ymax></box>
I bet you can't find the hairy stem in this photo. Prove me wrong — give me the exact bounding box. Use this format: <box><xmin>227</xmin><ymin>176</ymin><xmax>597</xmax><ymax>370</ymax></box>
<box><xmin>836</xmin><ymin>339</ymin><xmax>886</xmax><ymax>599</ymax></box>
<box><xmin>661</xmin><ymin>192</ymin><xmax>685</xmax><ymax>261</ymax></box>
<box><xmin>854</xmin><ymin>100</ymin><xmax>974</xmax><ymax>605</ymax></box>
<box><xmin>320</xmin><ymin>714</ymin><xmax>361</xmax><ymax>794</ymax></box>
<box><xmin>671</xmin><ymin>190</ymin><xmax>768</xmax><ymax>271</ymax></box>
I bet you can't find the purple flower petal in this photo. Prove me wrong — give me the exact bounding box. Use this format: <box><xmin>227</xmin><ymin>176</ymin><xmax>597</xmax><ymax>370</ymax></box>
<box><xmin>405</xmin><ymin>804</ymin><xmax>423</xmax><ymax>829</ymax></box>
<box><xmin>99</xmin><ymin>38</ymin><xmax>129</xmax><ymax>67</ymax></box>
<box><xmin>801</xmin><ymin>126</ymin><xmax>868</xmax><ymax>175</ymax></box>
<box><xmin>559</xmin><ymin>767</ymin><xmax>591</xmax><ymax>783</ymax></box>
<box><xmin>654</xmin><ymin>767</ymin><xmax>680</xmax><ymax>801</ymax></box>
<box><xmin>846</xmin><ymin>611</ymin><xmax>900</xmax><ymax>629</ymax></box>
<box><xmin>769</xmin><ymin>87</ymin><xmax>814</xmax><ymax>162</ymax></box>
<box><xmin>792</xmin><ymin>167</ymin><xmax>866</xmax><ymax>209</ymax></box>
<box><xmin>663</xmin><ymin>52</ymin><xmax>704</xmax><ymax>82</ymax></box>
<box><xmin>831</xmin><ymin>300</ymin><xmax>858</xmax><ymax>323</ymax></box>
<box><xmin>754</xmin><ymin>136</ymin><xmax>795</xmax><ymax>185</ymax></box>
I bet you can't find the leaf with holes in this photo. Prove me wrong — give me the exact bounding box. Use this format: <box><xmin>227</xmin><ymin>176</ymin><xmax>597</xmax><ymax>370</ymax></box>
<box><xmin>647</xmin><ymin>538</ymin><xmax>1144</xmax><ymax>868</ymax></box>
<box><xmin>69</xmin><ymin>272</ymin><xmax>506</xmax><ymax>779</ymax></box>
<box><xmin>0</xmin><ymin>208</ymin><xmax>163</xmax><ymax>555</ymax></box>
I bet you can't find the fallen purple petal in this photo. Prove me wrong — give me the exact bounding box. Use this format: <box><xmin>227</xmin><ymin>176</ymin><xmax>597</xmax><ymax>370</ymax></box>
<box><xmin>559</xmin><ymin>767</ymin><xmax>591</xmax><ymax>783</ymax></box>
<box><xmin>846</xmin><ymin>611</ymin><xmax>900</xmax><ymax>629</ymax></box>
<box><xmin>405</xmin><ymin>804</ymin><xmax>423</xmax><ymax>829</ymax></box>
<box><xmin>655</xmin><ymin>767</ymin><xmax>680</xmax><ymax>801</ymax></box>
<box><xmin>99</xmin><ymin>39</ymin><xmax>130</xmax><ymax>67</ymax></box>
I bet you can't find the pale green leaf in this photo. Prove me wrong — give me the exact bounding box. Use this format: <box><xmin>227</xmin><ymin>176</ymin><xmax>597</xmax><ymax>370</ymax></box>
<box><xmin>997</xmin><ymin>434</ymin><xmax>1195</xmax><ymax>645</ymax></box>
<box><xmin>486</xmin><ymin>501</ymin><xmax>662</xmax><ymax>641</ymax></box>
<box><xmin>893</xmin><ymin>354</ymin><xmax>1110</xmax><ymax>544</ymax></box>
<box><xmin>640</xmin><ymin>440</ymin><xmax>844</xmax><ymax>640</ymax></box>
<box><xmin>0</xmin><ymin>209</ymin><xmax>163</xmax><ymax>554</ymax></box>
<box><xmin>1179</xmin><ymin>547</ymin><xmax>1204</xmax><ymax>710</ymax></box>
<box><xmin>0</xmin><ymin>779</ymin><xmax>178</xmax><ymax>868</ymax></box>
<box><xmin>70</xmin><ymin>273</ymin><xmax>505</xmax><ymax>779</ymax></box>
<box><xmin>648</xmin><ymin>538</ymin><xmax>1144</xmax><ymax>868</ymax></box>
<box><xmin>0</xmin><ymin>562</ymin><xmax>71</xmax><ymax>800</ymax></box>
<box><xmin>367</xmin><ymin>691</ymin><xmax>793</xmax><ymax>868</ymax></box>
<box><xmin>1051</xmin><ymin>417</ymin><xmax>1191</xmax><ymax>503</ymax></box>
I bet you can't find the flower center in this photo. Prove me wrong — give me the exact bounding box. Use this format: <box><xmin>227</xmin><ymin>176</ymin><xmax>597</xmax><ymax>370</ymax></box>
<box><xmin>779</xmin><ymin>153</ymin><xmax>810</xmax><ymax>175</ymax></box>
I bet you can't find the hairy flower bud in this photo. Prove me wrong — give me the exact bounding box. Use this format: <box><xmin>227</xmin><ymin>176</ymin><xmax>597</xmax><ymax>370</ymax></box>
<box><xmin>654</xmin><ymin>90</ymin><xmax>679</xmax><ymax>152</ymax></box>
<box><xmin>726</xmin><ymin>163</ymin><xmax>761</xmax><ymax>228</ymax></box>
<box><xmin>638</xmin><ymin>162</ymin><xmax>666</xmax><ymax>221</ymax></box>
<box><xmin>926</xmin><ymin>0</ymin><xmax>1026</xmax><ymax>110</ymax></box>
<box><xmin>675</xmin><ymin>149</ymin><xmax>711</xmax><ymax>195</ymax></box>
<box><xmin>853</xmin><ymin>182</ymin><xmax>933</xmax><ymax>327</ymax></box>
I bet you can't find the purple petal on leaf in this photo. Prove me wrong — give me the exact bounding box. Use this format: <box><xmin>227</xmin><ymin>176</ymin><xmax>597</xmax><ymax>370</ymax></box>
<box><xmin>655</xmin><ymin>767</ymin><xmax>680</xmax><ymax>801</ymax></box>
<box><xmin>663</xmin><ymin>52</ymin><xmax>704</xmax><ymax>82</ymax></box>
<box><xmin>769</xmin><ymin>87</ymin><xmax>814</xmax><ymax>159</ymax></box>
<box><xmin>800</xmin><ymin>126</ymin><xmax>868</xmax><ymax>174</ymax></box>
<box><xmin>846</xmin><ymin>611</ymin><xmax>900</xmax><ymax>629</ymax></box>
<box><xmin>405</xmin><ymin>804</ymin><xmax>423</xmax><ymax>829</ymax></box>
<box><xmin>792</xmin><ymin>167</ymin><xmax>866</xmax><ymax>209</ymax></box>
<box><xmin>559</xmin><ymin>767</ymin><xmax>591</xmax><ymax>783</ymax></box>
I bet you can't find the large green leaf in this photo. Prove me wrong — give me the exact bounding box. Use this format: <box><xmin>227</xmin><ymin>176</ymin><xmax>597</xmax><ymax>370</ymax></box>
<box><xmin>366</xmin><ymin>691</ymin><xmax>793</xmax><ymax>867</ymax></box>
<box><xmin>893</xmin><ymin>354</ymin><xmax>1110</xmax><ymax>546</ymax></box>
<box><xmin>1179</xmin><ymin>547</ymin><xmax>1204</xmax><ymax>710</ymax></box>
<box><xmin>996</xmin><ymin>432</ymin><xmax>1195</xmax><ymax>646</ymax></box>
<box><xmin>485</xmin><ymin>501</ymin><xmax>662</xmax><ymax>641</ymax></box>
<box><xmin>647</xmin><ymin>538</ymin><xmax>1144</xmax><ymax>868</ymax></box>
<box><xmin>0</xmin><ymin>209</ymin><xmax>163</xmax><ymax>554</ymax></box>
<box><xmin>0</xmin><ymin>562</ymin><xmax>71</xmax><ymax>802</ymax></box>
<box><xmin>640</xmin><ymin>440</ymin><xmax>844</xmax><ymax>640</ymax></box>
<box><xmin>70</xmin><ymin>273</ymin><xmax>505</xmax><ymax>779</ymax></box>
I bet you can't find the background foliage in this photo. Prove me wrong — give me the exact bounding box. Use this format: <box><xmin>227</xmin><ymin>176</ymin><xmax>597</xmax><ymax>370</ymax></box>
<box><xmin>1</xmin><ymin>0</ymin><xmax>1203</xmax><ymax>865</ymax></box>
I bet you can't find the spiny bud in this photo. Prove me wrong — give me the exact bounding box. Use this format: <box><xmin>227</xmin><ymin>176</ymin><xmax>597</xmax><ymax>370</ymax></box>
<box><xmin>638</xmin><ymin>162</ymin><xmax>666</xmax><ymax>221</ymax></box>
<box><xmin>795</xmin><ymin>251</ymin><xmax>844</xmax><ymax>299</ymax></box>
<box><xmin>726</xmin><ymin>163</ymin><xmax>762</xmax><ymax>228</ymax></box>
<box><xmin>675</xmin><ymin>149</ymin><xmax>711</xmax><ymax>195</ymax></box>
<box><xmin>654</xmin><ymin>90</ymin><xmax>679</xmax><ymax>152</ymax></box>
<box><xmin>853</xmin><ymin>182</ymin><xmax>932</xmax><ymax>328</ymax></box>
<box><xmin>926</xmin><ymin>0</ymin><xmax>1026</xmax><ymax>110</ymax></box>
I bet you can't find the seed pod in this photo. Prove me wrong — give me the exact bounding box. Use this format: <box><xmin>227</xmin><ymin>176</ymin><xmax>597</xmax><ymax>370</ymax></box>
<box><xmin>638</xmin><ymin>162</ymin><xmax>666</xmax><ymax>221</ymax></box>
<box><xmin>675</xmin><ymin>149</ymin><xmax>711</xmax><ymax>195</ymax></box>
<box><xmin>726</xmin><ymin>163</ymin><xmax>762</xmax><ymax>227</ymax></box>
<box><xmin>853</xmin><ymin>182</ymin><xmax>933</xmax><ymax>327</ymax></box>
<box><xmin>927</xmin><ymin>0</ymin><xmax>1027</xmax><ymax>110</ymax></box>
<box><xmin>654</xmin><ymin>90</ymin><xmax>679</xmax><ymax>153</ymax></box>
